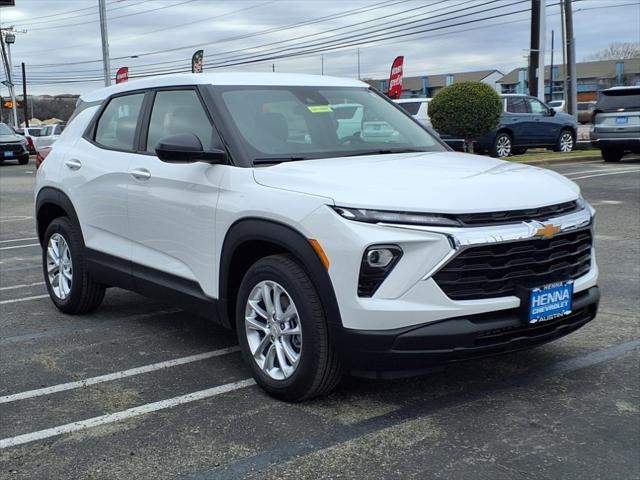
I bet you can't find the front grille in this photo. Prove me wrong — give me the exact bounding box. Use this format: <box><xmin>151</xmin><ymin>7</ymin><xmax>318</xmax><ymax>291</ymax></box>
<box><xmin>433</xmin><ymin>229</ymin><xmax>592</xmax><ymax>300</ymax></box>
<box><xmin>455</xmin><ymin>201</ymin><xmax>579</xmax><ymax>226</ymax></box>
<box><xmin>0</xmin><ymin>143</ymin><xmax>23</xmax><ymax>153</ymax></box>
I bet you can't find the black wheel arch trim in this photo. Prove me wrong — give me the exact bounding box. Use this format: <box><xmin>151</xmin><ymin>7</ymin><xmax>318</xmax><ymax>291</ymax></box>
<box><xmin>218</xmin><ymin>217</ymin><xmax>343</xmax><ymax>330</ymax></box>
<box><xmin>36</xmin><ymin>187</ymin><xmax>83</xmax><ymax>247</ymax></box>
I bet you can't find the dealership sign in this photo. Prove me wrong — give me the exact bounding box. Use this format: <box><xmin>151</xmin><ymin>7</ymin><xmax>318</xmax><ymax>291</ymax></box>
<box><xmin>192</xmin><ymin>50</ymin><xmax>204</xmax><ymax>73</ymax></box>
<box><xmin>387</xmin><ymin>56</ymin><xmax>404</xmax><ymax>99</ymax></box>
<box><xmin>115</xmin><ymin>67</ymin><xmax>129</xmax><ymax>84</ymax></box>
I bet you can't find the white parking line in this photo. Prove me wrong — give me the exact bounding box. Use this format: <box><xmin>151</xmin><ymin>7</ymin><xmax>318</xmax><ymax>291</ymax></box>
<box><xmin>0</xmin><ymin>346</ymin><xmax>240</xmax><ymax>404</ymax></box>
<box><xmin>0</xmin><ymin>294</ymin><xmax>49</xmax><ymax>305</ymax></box>
<box><xmin>0</xmin><ymin>237</ymin><xmax>38</xmax><ymax>244</ymax></box>
<box><xmin>563</xmin><ymin>167</ymin><xmax>640</xmax><ymax>176</ymax></box>
<box><xmin>0</xmin><ymin>243</ymin><xmax>40</xmax><ymax>251</ymax></box>
<box><xmin>0</xmin><ymin>216</ymin><xmax>33</xmax><ymax>223</ymax></box>
<box><xmin>0</xmin><ymin>281</ymin><xmax>45</xmax><ymax>291</ymax></box>
<box><xmin>0</xmin><ymin>378</ymin><xmax>255</xmax><ymax>449</ymax></box>
<box><xmin>571</xmin><ymin>169</ymin><xmax>640</xmax><ymax>180</ymax></box>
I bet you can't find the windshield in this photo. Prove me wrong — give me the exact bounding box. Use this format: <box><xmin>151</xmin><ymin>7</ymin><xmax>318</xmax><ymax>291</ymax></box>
<box><xmin>214</xmin><ymin>86</ymin><xmax>444</xmax><ymax>163</ymax></box>
<box><xmin>0</xmin><ymin>124</ymin><xmax>14</xmax><ymax>135</ymax></box>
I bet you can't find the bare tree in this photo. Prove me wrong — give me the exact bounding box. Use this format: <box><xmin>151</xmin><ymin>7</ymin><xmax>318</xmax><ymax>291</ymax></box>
<box><xmin>584</xmin><ymin>42</ymin><xmax>640</xmax><ymax>61</ymax></box>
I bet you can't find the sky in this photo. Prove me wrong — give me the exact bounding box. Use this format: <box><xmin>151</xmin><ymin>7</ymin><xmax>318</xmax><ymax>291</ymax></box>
<box><xmin>0</xmin><ymin>0</ymin><xmax>638</xmax><ymax>96</ymax></box>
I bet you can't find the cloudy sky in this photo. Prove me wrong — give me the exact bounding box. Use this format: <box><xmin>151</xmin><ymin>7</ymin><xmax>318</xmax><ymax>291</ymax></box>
<box><xmin>0</xmin><ymin>0</ymin><xmax>638</xmax><ymax>96</ymax></box>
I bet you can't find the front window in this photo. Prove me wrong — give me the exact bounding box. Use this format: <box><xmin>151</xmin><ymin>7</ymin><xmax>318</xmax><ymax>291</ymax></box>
<box><xmin>214</xmin><ymin>86</ymin><xmax>444</xmax><ymax>164</ymax></box>
<box><xmin>527</xmin><ymin>98</ymin><xmax>549</xmax><ymax>114</ymax></box>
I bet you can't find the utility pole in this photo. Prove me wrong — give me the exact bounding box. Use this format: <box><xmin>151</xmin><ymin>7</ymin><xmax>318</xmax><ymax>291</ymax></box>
<box><xmin>21</xmin><ymin>62</ymin><xmax>28</xmax><ymax>128</ymax></box>
<box><xmin>528</xmin><ymin>0</ymin><xmax>540</xmax><ymax>97</ymax></box>
<box><xmin>272</xmin><ymin>63</ymin><xmax>275</xmax><ymax>72</ymax></box>
<box><xmin>564</xmin><ymin>0</ymin><xmax>577</xmax><ymax>115</ymax></box>
<box><xmin>537</xmin><ymin>0</ymin><xmax>546</xmax><ymax>101</ymax></box>
<box><xmin>0</xmin><ymin>29</ymin><xmax>18</xmax><ymax>127</ymax></box>
<box><xmin>549</xmin><ymin>30</ymin><xmax>554</xmax><ymax>102</ymax></box>
<box><xmin>321</xmin><ymin>55</ymin><xmax>324</xmax><ymax>75</ymax></box>
<box><xmin>560</xmin><ymin>1</ymin><xmax>567</xmax><ymax>101</ymax></box>
<box><xmin>357</xmin><ymin>48</ymin><xmax>361</xmax><ymax>79</ymax></box>
<box><xmin>98</xmin><ymin>0</ymin><xmax>111</xmax><ymax>87</ymax></box>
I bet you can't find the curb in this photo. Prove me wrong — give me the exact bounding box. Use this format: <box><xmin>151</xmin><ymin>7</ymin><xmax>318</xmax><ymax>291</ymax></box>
<box><xmin>520</xmin><ymin>155</ymin><xmax>603</xmax><ymax>166</ymax></box>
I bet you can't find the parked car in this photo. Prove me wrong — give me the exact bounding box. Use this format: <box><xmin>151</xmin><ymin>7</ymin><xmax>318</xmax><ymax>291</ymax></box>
<box><xmin>577</xmin><ymin>101</ymin><xmax>597</xmax><ymax>124</ymax></box>
<box><xmin>34</xmin><ymin>123</ymin><xmax>65</xmax><ymax>150</ymax></box>
<box><xmin>35</xmin><ymin>146</ymin><xmax>52</xmax><ymax>169</ymax></box>
<box><xmin>15</xmin><ymin>126</ymin><xmax>43</xmax><ymax>154</ymax></box>
<box><xmin>35</xmin><ymin>73</ymin><xmax>599</xmax><ymax>401</ymax></box>
<box><xmin>473</xmin><ymin>94</ymin><xmax>577</xmax><ymax>157</ymax></box>
<box><xmin>394</xmin><ymin>98</ymin><xmax>432</xmax><ymax>127</ymax></box>
<box><xmin>0</xmin><ymin>122</ymin><xmax>30</xmax><ymax>164</ymax></box>
<box><xmin>548</xmin><ymin>99</ymin><xmax>566</xmax><ymax>112</ymax></box>
<box><xmin>590</xmin><ymin>86</ymin><xmax>640</xmax><ymax>162</ymax></box>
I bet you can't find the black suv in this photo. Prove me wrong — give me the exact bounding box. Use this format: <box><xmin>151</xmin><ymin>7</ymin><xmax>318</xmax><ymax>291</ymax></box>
<box><xmin>0</xmin><ymin>123</ymin><xmax>30</xmax><ymax>165</ymax></box>
<box><xmin>590</xmin><ymin>87</ymin><xmax>640</xmax><ymax>162</ymax></box>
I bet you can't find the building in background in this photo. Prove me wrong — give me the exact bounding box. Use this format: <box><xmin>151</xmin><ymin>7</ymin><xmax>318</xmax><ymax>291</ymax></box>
<box><xmin>364</xmin><ymin>69</ymin><xmax>503</xmax><ymax>98</ymax></box>
<box><xmin>499</xmin><ymin>58</ymin><xmax>640</xmax><ymax>102</ymax></box>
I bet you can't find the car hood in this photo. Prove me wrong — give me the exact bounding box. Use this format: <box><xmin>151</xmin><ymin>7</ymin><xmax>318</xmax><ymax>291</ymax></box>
<box><xmin>0</xmin><ymin>134</ymin><xmax>23</xmax><ymax>143</ymax></box>
<box><xmin>253</xmin><ymin>151</ymin><xmax>580</xmax><ymax>213</ymax></box>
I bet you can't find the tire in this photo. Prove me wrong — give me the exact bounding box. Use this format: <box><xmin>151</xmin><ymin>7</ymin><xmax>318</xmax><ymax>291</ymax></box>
<box><xmin>236</xmin><ymin>254</ymin><xmax>343</xmax><ymax>402</ymax></box>
<box><xmin>18</xmin><ymin>156</ymin><xmax>29</xmax><ymax>165</ymax></box>
<box><xmin>512</xmin><ymin>147</ymin><xmax>528</xmax><ymax>155</ymax></box>
<box><xmin>554</xmin><ymin>129</ymin><xmax>575</xmax><ymax>152</ymax></box>
<box><xmin>601</xmin><ymin>148</ymin><xmax>623</xmax><ymax>163</ymax></box>
<box><xmin>42</xmin><ymin>217</ymin><xmax>105</xmax><ymax>314</ymax></box>
<box><xmin>490</xmin><ymin>132</ymin><xmax>512</xmax><ymax>157</ymax></box>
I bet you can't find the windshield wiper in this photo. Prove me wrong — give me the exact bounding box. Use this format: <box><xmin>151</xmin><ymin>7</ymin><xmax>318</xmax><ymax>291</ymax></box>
<box><xmin>344</xmin><ymin>148</ymin><xmax>430</xmax><ymax>157</ymax></box>
<box><xmin>253</xmin><ymin>156</ymin><xmax>308</xmax><ymax>165</ymax></box>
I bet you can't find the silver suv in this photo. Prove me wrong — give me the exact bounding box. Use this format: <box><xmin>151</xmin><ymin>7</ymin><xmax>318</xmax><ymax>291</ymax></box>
<box><xmin>590</xmin><ymin>86</ymin><xmax>640</xmax><ymax>162</ymax></box>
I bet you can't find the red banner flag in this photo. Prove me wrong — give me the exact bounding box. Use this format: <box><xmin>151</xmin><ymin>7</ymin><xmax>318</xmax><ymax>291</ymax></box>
<box><xmin>387</xmin><ymin>56</ymin><xmax>404</xmax><ymax>99</ymax></box>
<box><xmin>115</xmin><ymin>67</ymin><xmax>129</xmax><ymax>84</ymax></box>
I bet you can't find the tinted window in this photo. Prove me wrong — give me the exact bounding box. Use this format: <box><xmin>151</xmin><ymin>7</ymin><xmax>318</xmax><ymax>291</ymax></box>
<box><xmin>596</xmin><ymin>88</ymin><xmax>640</xmax><ymax>111</ymax></box>
<box><xmin>146</xmin><ymin>90</ymin><xmax>214</xmax><ymax>152</ymax></box>
<box><xmin>95</xmin><ymin>93</ymin><xmax>145</xmax><ymax>151</ymax></box>
<box><xmin>548</xmin><ymin>101</ymin><xmax>563</xmax><ymax>107</ymax></box>
<box><xmin>507</xmin><ymin>97</ymin><xmax>528</xmax><ymax>113</ymax></box>
<box><xmin>54</xmin><ymin>124</ymin><xmax>65</xmax><ymax>135</ymax></box>
<box><xmin>332</xmin><ymin>105</ymin><xmax>359</xmax><ymax>119</ymax></box>
<box><xmin>28</xmin><ymin>128</ymin><xmax>43</xmax><ymax>137</ymax></box>
<box><xmin>527</xmin><ymin>98</ymin><xmax>548</xmax><ymax>114</ymax></box>
<box><xmin>397</xmin><ymin>102</ymin><xmax>422</xmax><ymax>115</ymax></box>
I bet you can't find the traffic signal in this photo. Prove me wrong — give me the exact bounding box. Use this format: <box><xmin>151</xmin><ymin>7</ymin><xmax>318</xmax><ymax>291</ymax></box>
<box><xmin>1</xmin><ymin>99</ymin><xmax>22</xmax><ymax>109</ymax></box>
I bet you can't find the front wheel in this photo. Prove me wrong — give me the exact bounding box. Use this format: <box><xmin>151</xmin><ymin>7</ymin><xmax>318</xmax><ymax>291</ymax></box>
<box><xmin>42</xmin><ymin>217</ymin><xmax>105</xmax><ymax>314</ymax></box>
<box><xmin>490</xmin><ymin>132</ymin><xmax>512</xmax><ymax>157</ymax></box>
<box><xmin>601</xmin><ymin>148</ymin><xmax>623</xmax><ymax>162</ymax></box>
<box><xmin>554</xmin><ymin>130</ymin><xmax>575</xmax><ymax>152</ymax></box>
<box><xmin>236</xmin><ymin>254</ymin><xmax>342</xmax><ymax>401</ymax></box>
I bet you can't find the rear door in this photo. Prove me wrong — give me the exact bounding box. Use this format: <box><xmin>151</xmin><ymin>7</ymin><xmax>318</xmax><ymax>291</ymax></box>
<box><xmin>61</xmin><ymin>92</ymin><xmax>146</xmax><ymax>264</ymax></box>
<box><xmin>504</xmin><ymin>96</ymin><xmax>531</xmax><ymax>144</ymax></box>
<box><xmin>126</xmin><ymin>87</ymin><xmax>224</xmax><ymax>297</ymax></box>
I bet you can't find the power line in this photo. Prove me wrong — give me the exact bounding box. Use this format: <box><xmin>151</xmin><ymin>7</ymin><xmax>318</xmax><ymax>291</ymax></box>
<box><xmin>0</xmin><ymin>0</ymin><xmax>123</xmax><ymax>26</ymax></box>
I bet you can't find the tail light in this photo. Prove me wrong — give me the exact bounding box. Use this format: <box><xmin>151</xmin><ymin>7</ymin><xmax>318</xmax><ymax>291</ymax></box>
<box><xmin>35</xmin><ymin>147</ymin><xmax>52</xmax><ymax>169</ymax></box>
<box><xmin>26</xmin><ymin>136</ymin><xmax>35</xmax><ymax>151</ymax></box>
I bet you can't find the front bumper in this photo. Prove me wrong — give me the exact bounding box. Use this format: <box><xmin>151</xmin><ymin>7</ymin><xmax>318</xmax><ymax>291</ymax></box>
<box><xmin>337</xmin><ymin>286</ymin><xmax>599</xmax><ymax>378</ymax></box>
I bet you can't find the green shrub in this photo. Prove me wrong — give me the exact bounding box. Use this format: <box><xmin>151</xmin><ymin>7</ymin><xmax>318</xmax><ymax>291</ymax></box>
<box><xmin>429</xmin><ymin>81</ymin><xmax>502</xmax><ymax>153</ymax></box>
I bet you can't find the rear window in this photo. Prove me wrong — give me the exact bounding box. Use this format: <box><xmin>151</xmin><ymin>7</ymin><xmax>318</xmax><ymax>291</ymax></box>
<box><xmin>397</xmin><ymin>102</ymin><xmax>422</xmax><ymax>115</ymax></box>
<box><xmin>28</xmin><ymin>128</ymin><xmax>43</xmax><ymax>137</ymax></box>
<box><xmin>332</xmin><ymin>105</ymin><xmax>359</xmax><ymax>120</ymax></box>
<box><xmin>596</xmin><ymin>88</ymin><xmax>640</xmax><ymax>111</ymax></box>
<box><xmin>549</xmin><ymin>101</ymin><xmax>563</xmax><ymax>107</ymax></box>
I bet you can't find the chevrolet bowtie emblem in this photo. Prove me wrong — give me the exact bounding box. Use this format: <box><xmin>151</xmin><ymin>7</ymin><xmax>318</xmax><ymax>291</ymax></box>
<box><xmin>536</xmin><ymin>224</ymin><xmax>561</xmax><ymax>239</ymax></box>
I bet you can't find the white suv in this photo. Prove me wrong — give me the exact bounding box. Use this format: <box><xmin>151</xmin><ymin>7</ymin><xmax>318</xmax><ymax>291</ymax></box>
<box><xmin>35</xmin><ymin>73</ymin><xmax>600</xmax><ymax>401</ymax></box>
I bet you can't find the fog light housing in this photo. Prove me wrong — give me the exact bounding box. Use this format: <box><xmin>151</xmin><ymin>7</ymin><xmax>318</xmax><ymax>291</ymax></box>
<box><xmin>358</xmin><ymin>245</ymin><xmax>403</xmax><ymax>297</ymax></box>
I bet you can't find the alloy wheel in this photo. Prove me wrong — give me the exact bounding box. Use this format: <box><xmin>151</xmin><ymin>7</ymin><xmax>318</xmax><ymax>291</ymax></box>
<box><xmin>496</xmin><ymin>135</ymin><xmax>512</xmax><ymax>157</ymax></box>
<box><xmin>46</xmin><ymin>233</ymin><xmax>73</xmax><ymax>300</ymax></box>
<box><xmin>244</xmin><ymin>280</ymin><xmax>302</xmax><ymax>380</ymax></box>
<box><xmin>560</xmin><ymin>132</ymin><xmax>574</xmax><ymax>152</ymax></box>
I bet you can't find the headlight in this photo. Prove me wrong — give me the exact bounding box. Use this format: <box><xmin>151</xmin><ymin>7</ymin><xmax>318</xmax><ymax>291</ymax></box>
<box><xmin>333</xmin><ymin>206</ymin><xmax>462</xmax><ymax>227</ymax></box>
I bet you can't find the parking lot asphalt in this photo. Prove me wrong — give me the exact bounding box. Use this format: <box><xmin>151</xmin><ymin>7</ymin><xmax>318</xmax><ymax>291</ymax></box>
<box><xmin>1</xmin><ymin>156</ymin><xmax>639</xmax><ymax>480</ymax></box>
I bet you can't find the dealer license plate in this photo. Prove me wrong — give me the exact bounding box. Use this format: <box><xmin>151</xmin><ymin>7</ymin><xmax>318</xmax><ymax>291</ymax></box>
<box><xmin>4</xmin><ymin>151</ymin><xmax>14</xmax><ymax>158</ymax></box>
<box><xmin>528</xmin><ymin>280</ymin><xmax>574</xmax><ymax>324</ymax></box>
<box><xmin>615</xmin><ymin>116</ymin><xmax>628</xmax><ymax>124</ymax></box>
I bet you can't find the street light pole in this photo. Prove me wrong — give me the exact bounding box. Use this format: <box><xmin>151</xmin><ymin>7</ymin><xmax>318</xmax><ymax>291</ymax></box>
<box><xmin>98</xmin><ymin>0</ymin><xmax>111</xmax><ymax>87</ymax></box>
<box><xmin>4</xmin><ymin>31</ymin><xmax>18</xmax><ymax>127</ymax></box>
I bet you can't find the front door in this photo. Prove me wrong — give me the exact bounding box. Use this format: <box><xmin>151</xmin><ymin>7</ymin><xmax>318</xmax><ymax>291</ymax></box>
<box><xmin>526</xmin><ymin>97</ymin><xmax>559</xmax><ymax>145</ymax></box>
<box><xmin>127</xmin><ymin>88</ymin><xmax>224</xmax><ymax>298</ymax></box>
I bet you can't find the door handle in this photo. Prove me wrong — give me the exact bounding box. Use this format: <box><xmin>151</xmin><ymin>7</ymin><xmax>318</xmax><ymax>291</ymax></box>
<box><xmin>64</xmin><ymin>159</ymin><xmax>82</xmax><ymax>170</ymax></box>
<box><xmin>130</xmin><ymin>168</ymin><xmax>151</xmax><ymax>181</ymax></box>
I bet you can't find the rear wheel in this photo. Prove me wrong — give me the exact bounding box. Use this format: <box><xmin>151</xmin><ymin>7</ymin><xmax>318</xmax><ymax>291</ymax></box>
<box><xmin>43</xmin><ymin>217</ymin><xmax>105</xmax><ymax>314</ymax></box>
<box><xmin>601</xmin><ymin>148</ymin><xmax>623</xmax><ymax>162</ymax></box>
<box><xmin>18</xmin><ymin>156</ymin><xmax>29</xmax><ymax>165</ymax></box>
<box><xmin>490</xmin><ymin>132</ymin><xmax>512</xmax><ymax>157</ymax></box>
<box><xmin>236</xmin><ymin>254</ymin><xmax>342</xmax><ymax>401</ymax></box>
<box><xmin>554</xmin><ymin>129</ymin><xmax>575</xmax><ymax>152</ymax></box>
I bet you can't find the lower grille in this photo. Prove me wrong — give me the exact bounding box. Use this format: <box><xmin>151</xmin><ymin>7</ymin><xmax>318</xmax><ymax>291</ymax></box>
<box><xmin>433</xmin><ymin>229</ymin><xmax>593</xmax><ymax>300</ymax></box>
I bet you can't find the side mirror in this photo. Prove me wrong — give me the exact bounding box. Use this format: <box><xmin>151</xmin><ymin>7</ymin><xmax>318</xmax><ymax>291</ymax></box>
<box><xmin>155</xmin><ymin>133</ymin><xmax>227</xmax><ymax>164</ymax></box>
<box><xmin>548</xmin><ymin>108</ymin><xmax>556</xmax><ymax>116</ymax></box>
